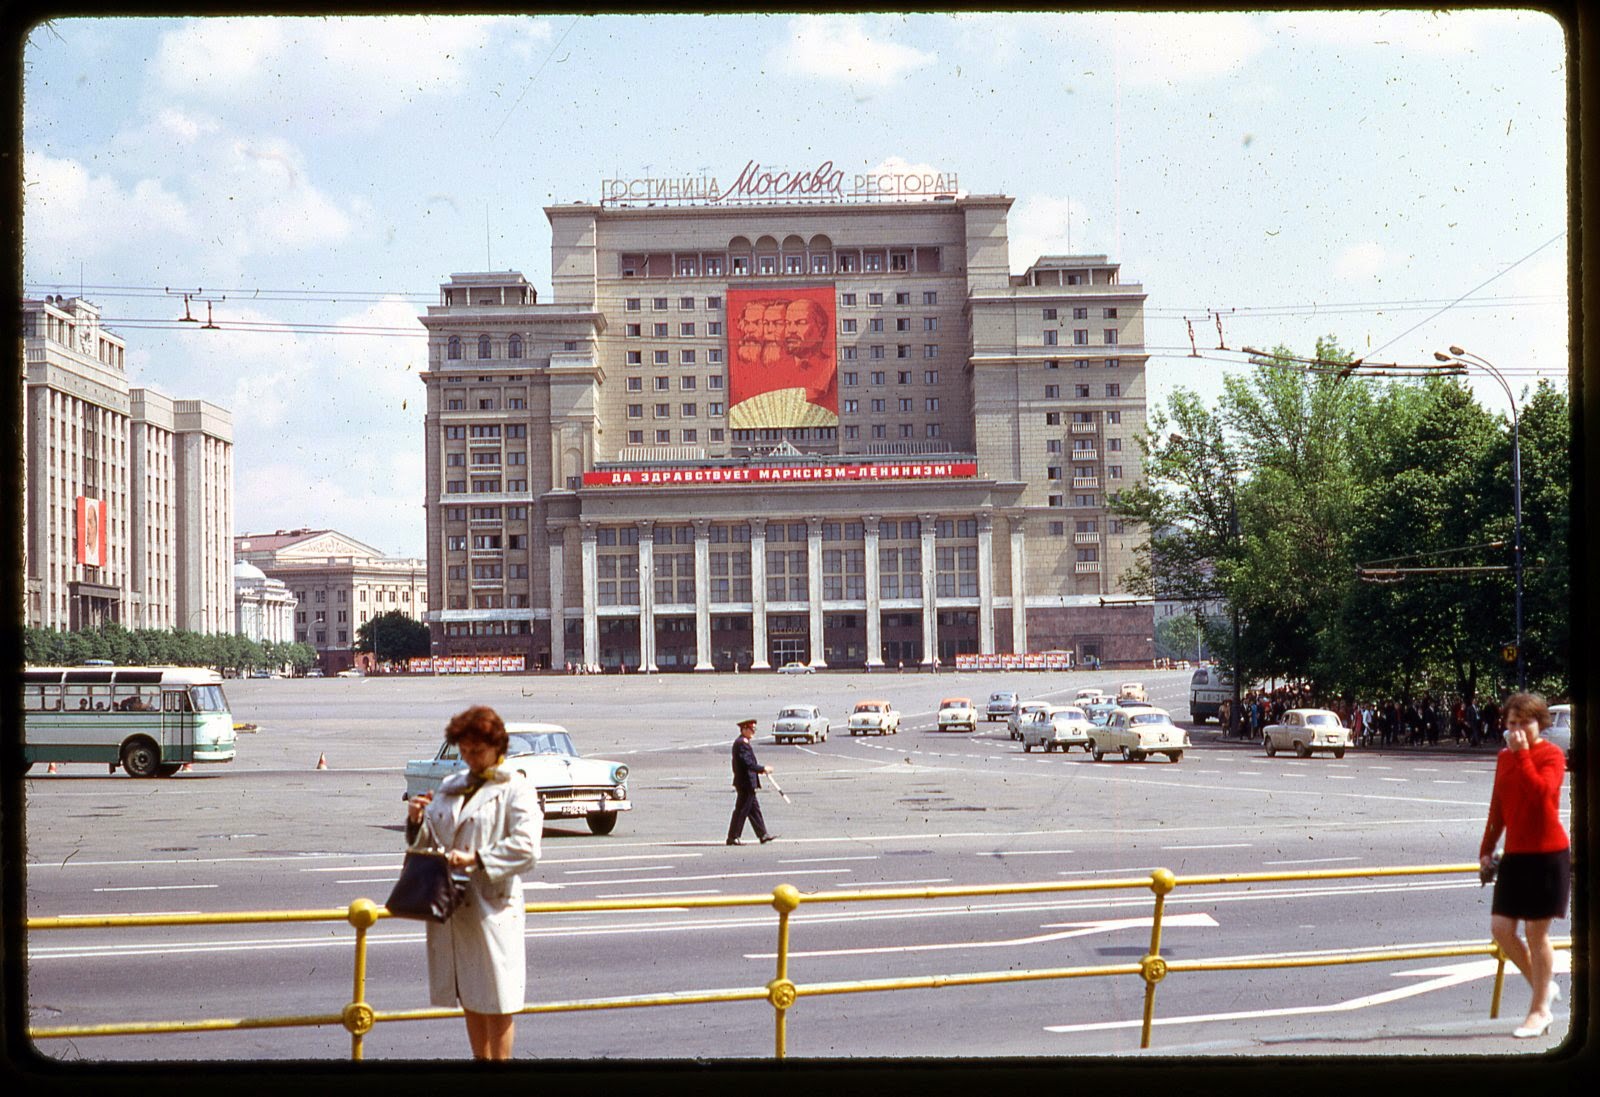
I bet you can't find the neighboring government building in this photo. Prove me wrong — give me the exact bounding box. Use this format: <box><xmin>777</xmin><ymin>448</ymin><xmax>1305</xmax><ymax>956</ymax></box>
<box><xmin>234</xmin><ymin>529</ymin><xmax>427</xmax><ymax>673</ymax></box>
<box><xmin>419</xmin><ymin>177</ymin><xmax>1152</xmax><ymax>671</ymax></box>
<box><xmin>22</xmin><ymin>294</ymin><xmax>234</xmax><ymax>633</ymax></box>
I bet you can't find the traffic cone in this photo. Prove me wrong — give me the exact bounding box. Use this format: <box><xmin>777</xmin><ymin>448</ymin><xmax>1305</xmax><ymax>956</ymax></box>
<box><xmin>180</xmin><ymin>762</ymin><xmax>192</xmax><ymax>772</ymax></box>
<box><xmin>316</xmin><ymin>752</ymin><xmax>328</xmax><ymax>770</ymax></box>
<box><xmin>47</xmin><ymin>761</ymin><xmax>59</xmax><ymax>774</ymax></box>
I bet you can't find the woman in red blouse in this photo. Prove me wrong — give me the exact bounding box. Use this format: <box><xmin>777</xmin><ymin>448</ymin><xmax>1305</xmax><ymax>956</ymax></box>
<box><xmin>1478</xmin><ymin>692</ymin><xmax>1569</xmax><ymax>1038</ymax></box>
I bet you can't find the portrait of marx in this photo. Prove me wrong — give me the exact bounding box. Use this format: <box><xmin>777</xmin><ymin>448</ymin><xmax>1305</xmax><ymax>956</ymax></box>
<box><xmin>726</xmin><ymin>286</ymin><xmax>839</xmax><ymax>430</ymax></box>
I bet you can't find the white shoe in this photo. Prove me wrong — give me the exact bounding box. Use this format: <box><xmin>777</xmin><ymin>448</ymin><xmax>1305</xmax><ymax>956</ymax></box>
<box><xmin>1513</xmin><ymin>1012</ymin><xmax>1553</xmax><ymax>1039</ymax></box>
<box><xmin>1548</xmin><ymin>979</ymin><xmax>1561</xmax><ymax>1004</ymax></box>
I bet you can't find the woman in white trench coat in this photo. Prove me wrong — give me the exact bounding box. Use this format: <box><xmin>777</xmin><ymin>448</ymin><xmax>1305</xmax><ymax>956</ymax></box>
<box><xmin>406</xmin><ymin>706</ymin><xmax>541</xmax><ymax>1059</ymax></box>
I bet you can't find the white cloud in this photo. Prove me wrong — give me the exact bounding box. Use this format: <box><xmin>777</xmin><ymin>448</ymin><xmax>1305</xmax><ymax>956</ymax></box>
<box><xmin>1084</xmin><ymin>12</ymin><xmax>1272</xmax><ymax>86</ymax></box>
<box><xmin>1277</xmin><ymin>8</ymin><xmax>1546</xmax><ymax>57</ymax></box>
<box><xmin>1008</xmin><ymin>194</ymin><xmax>1100</xmax><ymax>269</ymax></box>
<box><xmin>23</xmin><ymin>151</ymin><xmax>189</xmax><ymax>256</ymax></box>
<box><xmin>152</xmin><ymin>15</ymin><xmax>500</xmax><ymax>125</ymax></box>
<box><xmin>1332</xmin><ymin>241</ymin><xmax>1388</xmax><ymax>281</ymax></box>
<box><xmin>774</xmin><ymin>15</ymin><xmax>935</xmax><ymax>87</ymax></box>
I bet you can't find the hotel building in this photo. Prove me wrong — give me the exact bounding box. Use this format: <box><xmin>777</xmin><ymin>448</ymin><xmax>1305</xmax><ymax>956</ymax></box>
<box><xmin>22</xmin><ymin>294</ymin><xmax>234</xmax><ymax>633</ymax></box>
<box><xmin>419</xmin><ymin>191</ymin><xmax>1152</xmax><ymax>670</ymax></box>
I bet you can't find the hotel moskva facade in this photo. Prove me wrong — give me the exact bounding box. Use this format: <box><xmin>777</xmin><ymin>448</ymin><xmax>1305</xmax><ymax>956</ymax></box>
<box><xmin>420</xmin><ymin>177</ymin><xmax>1151</xmax><ymax>671</ymax></box>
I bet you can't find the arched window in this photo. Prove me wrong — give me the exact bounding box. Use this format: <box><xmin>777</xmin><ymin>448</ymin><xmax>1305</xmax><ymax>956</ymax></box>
<box><xmin>447</xmin><ymin>336</ymin><xmax>462</xmax><ymax>360</ymax></box>
<box><xmin>508</xmin><ymin>335</ymin><xmax>523</xmax><ymax>359</ymax></box>
<box><xmin>478</xmin><ymin>335</ymin><xmax>492</xmax><ymax>359</ymax></box>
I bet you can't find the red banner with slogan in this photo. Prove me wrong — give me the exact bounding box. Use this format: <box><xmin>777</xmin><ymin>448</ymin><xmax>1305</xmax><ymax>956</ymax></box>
<box><xmin>583</xmin><ymin>461</ymin><xmax>977</xmax><ymax>488</ymax></box>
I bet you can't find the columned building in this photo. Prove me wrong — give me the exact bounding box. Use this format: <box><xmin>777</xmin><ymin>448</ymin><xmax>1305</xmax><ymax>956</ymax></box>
<box><xmin>234</xmin><ymin>529</ymin><xmax>428</xmax><ymax>672</ymax></box>
<box><xmin>22</xmin><ymin>294</ymin><xmax>234</xmax><ymax>633</ymax></box>
<box><xmin>419</xmin><ymin>193</ymin><xmax>1152</xmax><ymax>670</ymax></box>
<box><xmin>233</xmin><ymin>561</ymin><xmax>297</xmax><ymax>645</ymax></box>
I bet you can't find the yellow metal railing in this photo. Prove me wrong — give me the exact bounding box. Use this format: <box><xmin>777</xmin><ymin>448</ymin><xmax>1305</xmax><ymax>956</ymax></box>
<box><xmin>26</xmin><ymin>863</ymin><xmax>1573</xmax><ymax>1057</ymax></box>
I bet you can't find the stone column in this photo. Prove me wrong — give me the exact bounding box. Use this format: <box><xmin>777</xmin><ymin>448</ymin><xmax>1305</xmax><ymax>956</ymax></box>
<box><xmin>1009</xmin><ymin>511</ymin><xmax>1028</xmax><ymax>655</ymax></box>
<box><xmin>977</xmin><ymin>512</ymin><xmax>995</xmax><ymax>655</ymax></box>
<box><xmin>806</xmin><ymin>516</ymin><xmax>827</xmax><ymax>668</ymax></box>
<box><xmin>636</xmin><ymin>520</ymin><xmax>656</xmax><ymax>673</ymax></box>
<box><xmin>547</xmin><ymin>524</ymin><xmax>566</xmax><ymax>671</ymax></box>
<box><xmin>693</xmin><ymin>518</ymin><xmax>713</xmax><ymax>670</ymax></box>
<box><xmin>749</xmin><ymin>518</ymin><xmax>770</xmax><ymax>670</ymax></box>
<box><xmin>919</xmin><ymin>513</ymin><xmax>938</xmax><ymax>666</ymax></box>
<box><xmin>580</xmin><ymin>520</ymin><xmax>599</xmax><ymax>669</ymax></box>
<box><xmin>863</xmin><ymin>515</ymin><xmax>884</xmax><ymax>667</ymax></box>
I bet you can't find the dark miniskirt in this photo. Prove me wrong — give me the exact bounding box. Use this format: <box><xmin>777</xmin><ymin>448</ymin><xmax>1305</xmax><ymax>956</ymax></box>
<box><xmin>1492</xmin><ymin>848</ymin><xmax>1572</xmax><ymax>919</ymax></box>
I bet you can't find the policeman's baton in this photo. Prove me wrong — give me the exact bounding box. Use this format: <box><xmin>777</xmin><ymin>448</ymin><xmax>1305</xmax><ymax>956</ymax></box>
<box><xmin>766</xmin><ymin>773</ymin><xmax>793</xmax><ymax>804</ymax></box>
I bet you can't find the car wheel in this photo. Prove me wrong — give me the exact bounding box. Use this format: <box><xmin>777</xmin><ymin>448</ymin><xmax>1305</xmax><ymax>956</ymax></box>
<box><xmin>1120</xmin><ymin>746</ymin><xmax>1132</xmax><ymax>762</ymax></box>
<box><xmin>586</xmin><ymin>811</ymin><xmax>619</xmax><ymax>836</ymax></box>
<box><xmin>1170</xmin><ymin>751</ymin><xmax>1183</xmax><ymax>763</ymax></box>
<box><xmin>1295</xmin><ymin>742</ymin><xmax>1311</xmax><ymax>759</ymax></box>
<box><xmin>1334</xmin><ymin>748</ymin><xmax>1345</xmax><ymax>759</ymax></box>
<box><xmin>1024</xmin><ymin>742</ymin><xmax>1032</xmax><ymax>752</ymax></box>
<box><xmin>1090</xmin><ymin>741</ymin><xmax>1104</xmax><ymax>762</ymax></box>
<box><xmin>1264</xmin><ymin>738</ymin><xmax>1276</xmax><ymax>757</ymax></box>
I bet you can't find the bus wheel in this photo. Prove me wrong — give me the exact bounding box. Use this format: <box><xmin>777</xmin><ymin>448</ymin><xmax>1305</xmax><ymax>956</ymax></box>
<box><xmin>586</xmin><ymin>811</ymin><xmax>619</xmax><ymax>836</ymax></box>
<box><xmin>120</xmin><ymin>739</ymin><xmax>162</xmax><ymax>778</ymax></box>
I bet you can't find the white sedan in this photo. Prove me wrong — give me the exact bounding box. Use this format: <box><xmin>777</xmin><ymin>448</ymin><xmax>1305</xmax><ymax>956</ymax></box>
<box><xmin>1263</xmin><ymin>708</ymin><xmax>1352</xmax><ymax>758</ymax></box>
<box><xmin>776</xmin><ymin>662</ymin><xmax>815</xmax><ymax>674</ymax></box>
<box><xmin>1089</xmin><ymin>706</ymin><xmax>1191</xmax><ymax>763</ymax></box>
<box><xmin>1021</xmin><ymin>705</ymin><xmax>1094</xmax><ymax>753</ymax></box>
<box><xmin>1007</xmin><ymin>700</ymin><xmax>1052</xmax><ymax>741</ymax></box>
<box><xmin>403</xmin><ymin>722</ymin><xmax>632</xmax><ymax>835</ymax></box>
<box><xmin>773</xmin><ymin>704</ymin><xmax>829</xmax><ymax>744</ymax></box>
<box><xmin>935</xmin><ymin>697</ymin><xmax>978</xmax><ymax>732</ymax></box>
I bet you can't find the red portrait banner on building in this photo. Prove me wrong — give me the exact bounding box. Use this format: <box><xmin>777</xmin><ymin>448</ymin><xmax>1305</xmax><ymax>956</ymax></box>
<box><xmin>726</xmin><ymin>285</ymin><xmax>838</xmax><ymax>430</ymax></box>
<box><xmin>76</xmin><ymin>496</ymin><xmax>106</xmax><ymax>567</ymax></box>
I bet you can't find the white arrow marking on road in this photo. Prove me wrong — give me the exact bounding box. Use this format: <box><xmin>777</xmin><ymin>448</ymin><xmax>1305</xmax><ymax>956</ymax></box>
<box><xmin>749</xmin><ymin>911</ymin><xmax>1218</xmax><ymax>960</ymax></box>
<box><xmin>1043</xmin><ymin>953</ymin><xmax>1572</xmax><ymax>1033</ymax></box>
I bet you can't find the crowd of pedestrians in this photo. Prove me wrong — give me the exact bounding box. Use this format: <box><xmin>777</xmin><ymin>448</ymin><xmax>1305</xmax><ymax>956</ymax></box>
<box><xmin>1221</xmin><ymin>686</ymin><xmax>1516</xmax><ymax>748</ymax></box>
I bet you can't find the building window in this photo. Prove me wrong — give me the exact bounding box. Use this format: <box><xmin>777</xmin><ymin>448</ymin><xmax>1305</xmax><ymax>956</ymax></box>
<box><xmin>626</xmin><ymin>324</ymin><xmax>641</xmax><ymax>337</ymax></box>
<box><xmin>627</xmin><ymin>404</ymin><xmax>643</xmax><ymax>419</ymax></box>
<box><xmin>478</xmin><ymin>335</ymin><xmax>491</xmax><ymax>359</ymax></box>
<box><xmin>1076</xmin><ymin>385</ymin><xmax>1091</xmax><ymax>398</ymax></box>
<box><xmin>652</xmin><ymin>297</ymin><xmax>668</xmax><ymax>311</ymax></box>
<box><xmin>626</xmin><ymin>377</ymin><xmax>643</xmax><ymax>392</ymax></box>
<box><xmin>446</xmin><ymin>398</ymin><xmax>464</xmax><ymax>410</ymax></box>
<box><xmin>841</xmin><ymin>318</ymin><xmax>858</xmax><ymax>334</ymax></box>
<box><xmin>925</xmin><ymin>397</ymin><xmax>940</xmax><ymax>411</ymax></box>
<box><xmin>1045</xmin><ymin>412</ymin><xmax>1061</xmax><ymax>425</ymax></box>
<box><xmin>680</xmin><ymin>296</ymin><xmax>695</xmax><ymax>310</ymax></box>
<box><xmin>1107</xmin><ymin>410</ymin><xmax>1122</xmax><ymax>424</ymax></box>
<box><xmin>1104</xmin><ymin>329</ymin><xmax>1119</xmax><ymax>345</ymax></box>
<box><xmin>1044</xmin><ymin>330</ymin><xmax>1058</xmax><ymax>346</ymax></box>
<box><xmin>628</xmin><ymin>430</ymin><xmax>644</xmax><ymax>444</ymax></box>
<box><xmin>680</xmin><ymin>322</ymin><xmax>696</xmax><ymax>337</ymax></box>
<box><xmin>682</xmin><ymin>403</ymin><xmax>697</xmax><ymax>417</ymax></box>
<box><xmin>1045</xmin><ymin>385</ymin><xmax>1060</xmax><ymax>398</ymax></box>
<box><xmin>926</xmin><ymin>423</ymin><xmax>941</xmax><ymax>438</ymax></box>
<box><xmin>656</xmin><ymin>430</ymin><xmax>671</xmax><ymax>444</ymax></box>
<box><xmin>841</xmin><ymin>292</ymin><xmax>857</xmax><ymax>306</ymax></box>
<box><xmin>1106</xmin><ymin>357</ymin><xmax>1120</xmax><ymax>368</ymax></box>
<box><xmin>1043</xmin><ymin>307</ymin><xmax>1058</xmax><ymax>320</ymax></box>
<box><xmin>869</xmin><ymin>318</ymin><xmax>884</xmax><ymax>333</ymax></box>
<box><xmin>1108</xmin><ymin>466</ymin><xmax>1123</xmax><ymax>479</ymax></box>
<box><xmin>653</xmin><ymin>323</ymin><xmax>668</xmax><ymax>337</ymax></box>
<box><xmin>1074</xmin><ymin>307</ymin><xmax>1089</xmax><ymax>319</ymax></box>
<box><xmin>654</xmin><ymin>350</ymin><xmax>670</xmax><ymax>364</ymax></box>
<box><xmin>1104</xmin><ymin>307</ymin><xmax>1118</xmax><ymax>318</ymax></box>
<box><xmin>1106</xmin><ymin>383</ymin><xmax>1121</xmax><ymax>398</ymax></box>
<box><xmin>447</xmin><ymin>336</ymin><xmax>461</xmax><ymax>359</ymax></box>
<box><xmin>843</xmin><ymin>399</ymin><xmax>859</xmax><ymax>413</ymax></box>
<box><xmin>508</xmin><ymin>335</ymin><xmax>523</xmax><ymax>359</ymax></box>
<box><xmin>625</xmin><ymin>298</ymin><xmax>641</xmax><ymax>311</ymax></box>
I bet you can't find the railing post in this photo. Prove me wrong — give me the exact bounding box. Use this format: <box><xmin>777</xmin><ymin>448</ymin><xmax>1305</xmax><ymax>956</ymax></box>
<box><xmin>342</xmin><ymin>899</ymin><xmax>381</xmax><ymax>1060</ymax></box>
<box><xmin>1140</xmin><ymin>869</ymin><xmax>1177</xmax><ymax>1049</ymax></box>
<box><xmin>1490</xmin><ymin>941</ymin><xmax>1508</xmax><ymax>1019</ymax></box>
<box><xmin>767</xmin><ymin>884</ymin><xmax>801</xmax><ymax>1059</ymax></box>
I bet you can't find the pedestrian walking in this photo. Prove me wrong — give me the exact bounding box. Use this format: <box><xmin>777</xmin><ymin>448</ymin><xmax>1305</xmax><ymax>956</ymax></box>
<box><xmin>404</xmin><ymin>705</ymin><xmax>542</xmax><ymax>1059</ymax></box>
<box><xmin>727</xmin><ymin>717</ymin><xmax>777</xmax><ymax>845</ymax></box>
<box><xmin>1478</xmin><ymin>692</ymin><xmax>1570</xmax><ymax>1038</ymax></box>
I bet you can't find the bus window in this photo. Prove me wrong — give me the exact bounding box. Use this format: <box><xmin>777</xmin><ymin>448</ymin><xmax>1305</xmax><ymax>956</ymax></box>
<box><xmin>189</xmin><ymin>685</ymin><xmax>229</xmax><ymax>713</ymax></box>
<box><xmin>64</xmin><ymin>685</ymin><xmax>92</xmax><ymax>711</ymax></box>
<box><xmin>163</xmin><ymin>691</ymin><xmax>193</xmax><ymax>713</ymax></box>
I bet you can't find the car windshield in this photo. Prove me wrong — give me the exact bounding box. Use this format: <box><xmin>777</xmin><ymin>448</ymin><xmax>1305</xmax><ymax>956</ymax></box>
<box><xmin>991</xmin><ymin>693</ymin><xmax>1014</xmax><ymax>701</ymax></box>
<box><xmin>942</xmin><ymin>699</ymin><xmax>970</xmax><ymax>708</ymax></box>
<box><xmin>1056</xmin><ymin>708</ymin><xmax>1086</xmax><ymax>720</ymax></box>
<box><xmin>508</xmin><ymin>732</ymin><xmax>577</xmax><ymax>756</ymax></box>
<box><xmin>779</xmin><ymin>708</ymin><xmax>811</xmax><ymax>719</ymax></box>
<box><xmin>855</xmin><ymin>703</ymin><xmax>884</xmax><ymax>713</ymax></box>
<box><xmin>1128</xmin><ymin>712</ymin><xmax>1170</xmax><ymax>726</ymax></box>
<box><xmin>1305</xmin><ymin>714</ymin><xmax>1336</xmax><ymax>725</ymax></box>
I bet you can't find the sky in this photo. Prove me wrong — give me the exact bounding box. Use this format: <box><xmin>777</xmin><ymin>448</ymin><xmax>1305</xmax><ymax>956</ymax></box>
<box><xmin>19</xmin><ymin>10</ymin><xmax>1571</xmax><ymax>560</ymax></box>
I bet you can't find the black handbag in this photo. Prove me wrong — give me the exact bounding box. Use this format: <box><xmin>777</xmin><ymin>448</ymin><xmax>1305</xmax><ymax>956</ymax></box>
<box><xmin>385</xmin><ymin>849</ymin><xmax>468</xmax><ymax>922</ymax></box>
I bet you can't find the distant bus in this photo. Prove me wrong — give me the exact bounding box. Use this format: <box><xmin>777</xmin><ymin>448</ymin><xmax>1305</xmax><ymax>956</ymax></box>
<box><xmin>1188</xmin><ymin>665</ymin><xmax>1234</xmax><ymax>724</ymax></box>
<box><xmin>21</xmin><ymin>666</ymin><xmax>237</xmax><ymax>777</ymax></box>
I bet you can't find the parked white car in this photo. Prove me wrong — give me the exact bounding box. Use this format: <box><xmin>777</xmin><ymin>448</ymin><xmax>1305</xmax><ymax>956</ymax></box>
<box><xmin>1022</xmin><ymin>705</ymin><xmax>1094</xmax><ymax>753</ymax></box>
<box><xmin>1546</xmin><ymin>703</ymin><xmax>1572</xmax><ymax>756</ymax></box>
<box><xmin>1118</xmin><ymin>682</ymin><xmax>1148</xmax><ymax>703</ymax></box>
<box><xmin>773</xmin><ymin>704</ymin><xmax>829</xmax><ymax>745</ymax></box>
<box><xmin>1074</xmin><ymin>688</ymin><xmax>1109</xmax><ymax>706</ymax></box>
<box><xmin>403</xmin><ymin>722</ymin><xmax>632</xmax><ymax>835</ymax></box>
<box><xmin>935</xmin><ymin>697</ymin><xmax>978</xmax><ymax>732</ymax></box>
<box><xmin>1007</xmin><ymin>700</ymin><xmax>1052</xmax><ymax>741</ymax></box>
<box><xmin>776</xmin><ymin>662</ymin><xmax>815</xmax><ymax>675</ymax></box>
<box><xmin>848</xmin><ymin>699</ymin><xmax>900</xmax><ymax>736</ymax></box>
<box><xmin>1263</xmin><ymin>708</ymin><xmax>1351</xmax><ymax>758</ymax></box>
<box><xmin>1089</xmin><ymin>705</ymin><xmax>1190</xmax><ymax>763</ymax></box>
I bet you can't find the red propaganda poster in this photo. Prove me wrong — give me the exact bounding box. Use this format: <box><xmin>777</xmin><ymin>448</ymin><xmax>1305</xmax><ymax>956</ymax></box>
<box><xmin>726</xmin><ymin>285</ymin><xmax>838</xmax><ymax>429</ymax></box>
<box><xmin>76</xmin><ymin>496</ymin><xmax>106</xmax><ymax>567</ymax></box>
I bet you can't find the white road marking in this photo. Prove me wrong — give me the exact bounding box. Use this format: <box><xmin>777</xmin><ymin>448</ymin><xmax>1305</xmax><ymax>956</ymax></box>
<box><xmin>986</xmin><ymin>849</ymin><xmax>1079</xmax><ymax>857</ymax></box>
<box><xmin>1379</xmin><ymin>777</ymin><xmax>1410</xmax><ymax>783</ymax></box>
<box><xmin>749</xmin><ymin>912</ymin><xmax>1220</xmax><ymax>959</ymax></box>
<box><xmin>89</xmin><ymin>884</ymin><xmax>218</xmax><ymax>893</ymax></box>
<box><xmin>562</xmin><ymin>865</ymin><xmax>678</xmax><ymax>875</ymax></box>
<box><xmin>1043</xmin><ymin>954</ymin><xmax>1571</xmax><ymax>1034</ymax></box>
<box><xmin>1434</xmin><ymin>780</ymin><xmax>1467</xmax><ymax>785</ymax></box>
<box><xmin>1262</xmin><ymin>857</ymin><xmax>1360</xmax><ymax>866</ymax></box>
<box><xmin>778</xmin><ymin>856</ymin><xmax>880</xmax><ymax>863</ymax></box>
<box><xmin>596</xmin><ymin>889</ymin><xmax>722</xmax><ymax>900</ymax></box>
<box><xmin>1161</xmin><ymin>843</ymin><xmax>1251</xmax><ymax>851</ymax></box>
<box><xmin>558</xmin><ymin>868</ymin><xmax>854</xmax><ymax>887</ymax></box>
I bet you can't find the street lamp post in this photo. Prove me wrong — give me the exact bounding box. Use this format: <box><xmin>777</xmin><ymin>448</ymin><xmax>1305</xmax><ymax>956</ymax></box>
<box><xmin>1433</xmin><ymin>347</ymin><xmax>1524</xmax><ymax>691</ymax></box>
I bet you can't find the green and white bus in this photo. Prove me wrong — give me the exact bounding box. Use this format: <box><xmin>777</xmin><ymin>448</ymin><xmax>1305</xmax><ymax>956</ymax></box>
<box><xmin>21</xmin><ymin>666</ymin><xmax>237</xmax><ymax>777</ymax></box>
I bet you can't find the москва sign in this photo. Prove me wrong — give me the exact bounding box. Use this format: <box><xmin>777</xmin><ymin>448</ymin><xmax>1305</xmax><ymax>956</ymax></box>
<box><xmin>600</xmin><ymin>160</ymin><xmax>960</xmax><ymax>206</ymax></box>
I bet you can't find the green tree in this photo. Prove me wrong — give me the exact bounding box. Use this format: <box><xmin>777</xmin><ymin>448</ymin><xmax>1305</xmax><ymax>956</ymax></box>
<box><xmin>356</xmin><ymin>610</ymin><xmax>430</xmax><ymax>664</ymax></box>
<box><xmin>1154</xmin><ymin>613</ymin><xmax>1203</xmax><ymax>663</ymax></box>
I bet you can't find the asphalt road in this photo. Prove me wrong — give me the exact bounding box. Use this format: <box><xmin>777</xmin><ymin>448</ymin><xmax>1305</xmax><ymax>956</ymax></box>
<box><xmin>19</xmin><ymin>668</ymin><xmax>1578</xmax><ymax>1064</ymax></box>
